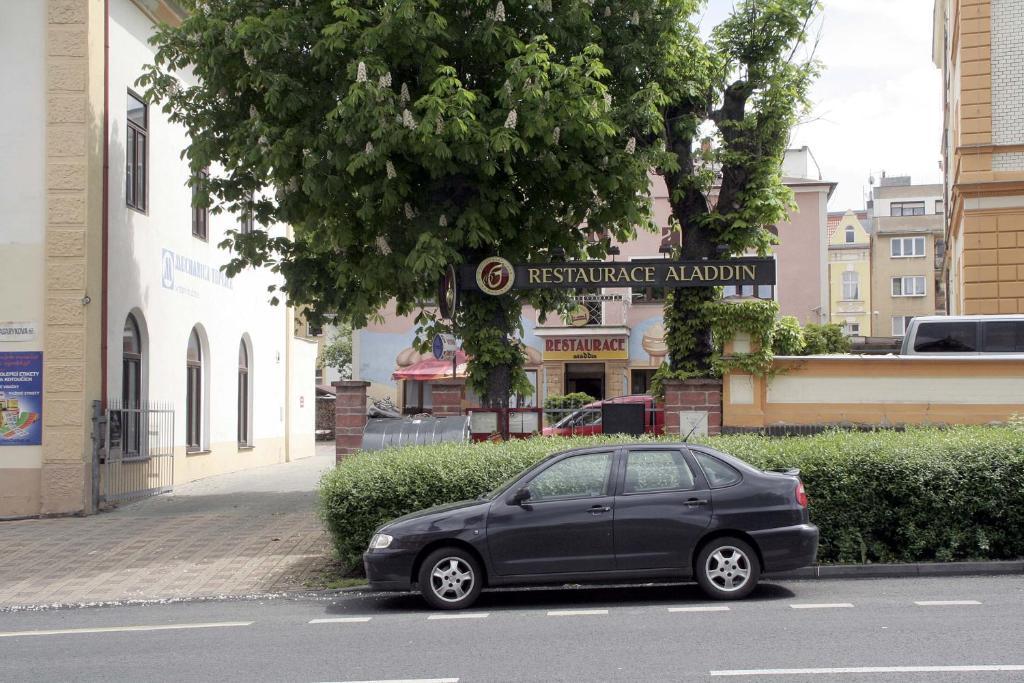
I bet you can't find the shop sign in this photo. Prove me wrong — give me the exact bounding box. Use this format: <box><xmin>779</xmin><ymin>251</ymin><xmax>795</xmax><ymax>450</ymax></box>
<box><xmin>432</xmin><ymin>333</ymin><xmax>458</xmax><ymax>361</ymax></box>
<box><xmin>543</xmin><ymin>337</ymin><xmax>628</xmax><ymax>361</ymax></box>
<box><xmin>0</xmin><ymin>351</ymin><xmax>43</xmax><ymax>446</ymax></box>
<box><xmin>462</xmin><ymin>257</ymin><xmax>774</xmax><ymax>295</ymax></box>
<box><xmin>0</xmin><ymin>322</ymin><xmax>38</xmax><ymax>342</ymax></box>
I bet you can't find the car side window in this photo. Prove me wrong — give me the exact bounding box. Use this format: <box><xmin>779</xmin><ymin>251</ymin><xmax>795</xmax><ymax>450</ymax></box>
<box><xmin>623</xmin><ymin>450</ymin><xmax>695</xmax><ymax>494</ymax></box>
<box><xmin>694</xmin><ymin>452</ymin><xmax>741</xmax><ymax>488</ymax></box>
<box><xmin>527</xmin><ymin>452</ymin><xmax>613</xmax><ymax>501</ymax></box>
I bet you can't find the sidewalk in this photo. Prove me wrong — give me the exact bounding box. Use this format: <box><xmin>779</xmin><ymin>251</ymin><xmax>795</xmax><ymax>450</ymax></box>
<box><xmin>0</xmin><ymin>444</ymin><xmax>337</xmax><ymax>609</ymax></box>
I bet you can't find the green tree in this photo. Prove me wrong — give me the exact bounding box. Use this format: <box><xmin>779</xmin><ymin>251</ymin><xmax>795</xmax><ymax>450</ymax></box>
<box><xmin>653</xmin><ymin>0</ymin><xmax>821</xmax><ymax>377</ymax></box>
<box><xmin>319</xmin><ymin>323</ymin><xmax>353</xmax><ymax>380</ymax></box>
<box><xmin>141</xmin><ymin>0</ymin><xmax>688</xmax><ymax>406</ymax></box>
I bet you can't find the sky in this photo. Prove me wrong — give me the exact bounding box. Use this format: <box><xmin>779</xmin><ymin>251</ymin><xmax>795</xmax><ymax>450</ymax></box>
<box><xmin>700</xmin><ymin>0</ymin><xmax>944</xmax><ymax>211</ymax></box>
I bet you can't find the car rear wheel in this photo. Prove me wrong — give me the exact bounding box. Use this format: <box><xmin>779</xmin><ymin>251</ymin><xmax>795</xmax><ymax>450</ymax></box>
<box><xmin>695</xmin><ymin>537</ymin><xmax>760</xmax><ymax>600</ymax></box>
<box><xmin>417</xmin><ymin>547</ymin><xmax>483</xmax><ymax>610</ymax></box>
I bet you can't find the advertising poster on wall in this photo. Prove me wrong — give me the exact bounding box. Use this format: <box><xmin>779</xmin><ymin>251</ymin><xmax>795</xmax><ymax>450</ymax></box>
<box><xmin>0</xmin><ymin>352</ymin><xmax>43</xmax><ymax>446</ymax></box>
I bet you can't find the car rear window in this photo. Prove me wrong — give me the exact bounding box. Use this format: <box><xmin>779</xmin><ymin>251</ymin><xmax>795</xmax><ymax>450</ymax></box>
<box><xmin>913</xmin><ymin>322</ymin><xmax>978</xmax><ymax>353</ymax></box>
<box><xmin>983</xmin><ymin>321</ymin><xmax>1024</xmax><ymax>352</ymax></box>
<box><xmin>693</xmin><ymin>452</ymin><xmax>741</xmax><ymax>488</ymax></box>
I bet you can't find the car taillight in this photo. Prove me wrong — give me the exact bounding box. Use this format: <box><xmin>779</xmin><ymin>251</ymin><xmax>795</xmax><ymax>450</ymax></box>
<box><xmin>795</xmin><ymin>480</ymin><xmax>808</xmax><ymax>508</ymax></box>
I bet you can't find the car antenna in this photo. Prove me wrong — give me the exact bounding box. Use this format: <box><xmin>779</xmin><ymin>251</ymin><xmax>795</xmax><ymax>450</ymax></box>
<box><xmin>682</xmin><ymin>419</ymin><xmax>700</xmax><ymax>443</ymax></box>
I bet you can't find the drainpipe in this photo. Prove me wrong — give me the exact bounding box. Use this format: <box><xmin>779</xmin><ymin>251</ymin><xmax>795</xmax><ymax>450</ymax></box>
<box><xmin>100</xmin><ymin>0</ymin><xmax>110</xmax><ymax>409</ymax></box>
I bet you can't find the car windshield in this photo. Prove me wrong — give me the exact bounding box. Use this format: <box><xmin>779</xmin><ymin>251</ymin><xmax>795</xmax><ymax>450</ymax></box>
<box><xmin>555</xmin><ymin>407</ymin><xmax>602</xmax><ymax>428</ymax></box>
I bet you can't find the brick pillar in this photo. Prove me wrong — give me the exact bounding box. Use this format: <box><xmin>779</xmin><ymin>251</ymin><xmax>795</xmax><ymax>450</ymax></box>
<box><xmin>430</xmin><ymin>381</ymin><xmax>463</xmax><ymax>417</ymax></box>
<box><xmin>663</xmin><ymin>378</ymin><xmax>723</xmax><ymax>437</ymax></box>
<box><xmin>333</xmin><ymin>381</ymin><xmax>370</xmax><ymax>462</ymax></box>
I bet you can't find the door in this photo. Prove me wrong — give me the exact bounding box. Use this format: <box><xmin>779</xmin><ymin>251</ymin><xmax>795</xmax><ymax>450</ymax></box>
<box><xmin>487</xmin><ymin>450</ymin><xmax>617</xmax><ymax>576</ymax></box>
<box><xmin>613</xmin><ymin>448</ymin><xmax>712</xmax><ymax>571</ymax></box>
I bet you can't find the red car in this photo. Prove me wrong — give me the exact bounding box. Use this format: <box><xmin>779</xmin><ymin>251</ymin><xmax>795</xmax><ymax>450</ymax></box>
<box><xmin>542</xmin><ymin>395</ymin><xmax>665</xmax><ymax>437</ymax></box>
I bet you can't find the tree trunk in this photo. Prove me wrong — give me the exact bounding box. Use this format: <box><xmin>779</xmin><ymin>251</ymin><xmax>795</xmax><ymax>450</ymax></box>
<box><xmin>459</xmin><ymin>290</ymin><xmax>523</xmax><ymax>438</ymax></box>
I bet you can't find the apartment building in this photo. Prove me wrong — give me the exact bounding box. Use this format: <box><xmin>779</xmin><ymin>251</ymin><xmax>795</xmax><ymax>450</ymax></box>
<box><xmin>868</xmin><ymin>177</ymin><xmax>945</xmax><ymax>338</ymax></box>
<box><xmin>933</xmin><ymin>0</ymin><xmax>1024</xmax><ymax>314</ymax></box>
<box><xmin>827</xmin><ymin>210</ymin><xmax>872</xmax><ymax>336</ymax></box>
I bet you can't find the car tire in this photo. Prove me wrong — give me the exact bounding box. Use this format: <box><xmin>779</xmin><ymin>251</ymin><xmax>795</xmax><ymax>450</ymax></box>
<box><xmin>695</xmin><ymin>537</ymin><xmax>760</xmax><ymax>600</ymax></box>
<box><xmin>417</xmin><ymin>547</ymin><xmax>484</xmax><ymax>610</ymax></box>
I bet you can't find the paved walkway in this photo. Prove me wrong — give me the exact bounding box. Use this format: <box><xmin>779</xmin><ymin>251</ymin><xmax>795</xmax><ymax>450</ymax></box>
<box><xmin>0</xmin><ymin>444</ymin><xmax>337</xmax><ymax>609</ymax></box>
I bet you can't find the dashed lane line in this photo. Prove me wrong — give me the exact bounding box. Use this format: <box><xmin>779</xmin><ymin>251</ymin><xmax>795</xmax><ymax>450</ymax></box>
<box><xmin>309</xmin><ymin>617</ymin><xmax>373</xmax><ymax>624</ymax></box>
<box><xmin>427</xmin><ymin>613</ymin><xmax>490</xmax><ymax>620</ymax></box>
<box><xmin>0</xmin><ymin>622</ymin><xmax>253</xmax><ymax>638</ymax></box>
<box><xmin>326</xmin><ymin>679</ymin><xmax>459</xmax><ymax>683</ymax></box>
<box><xmin>710</xmin><ymin>665</ymin><xmax>1024</xmax><ymax>677</ymax></box>
<box><xmin>789</xmin><ymin>603</ymin><xmax>854</xmax><ymax>610</ymax></box>
<box><xmin>668</xmin><ymin>606</ymin><xmax>731</xmax><ymax>613</ymax></box>
<box><xmin>914</xmin><ymin>600</ymin><xmax>982</xmax><ymax>606</ymax></box>
<box><xmin>546</xmin><ymin>609</ymin><xmax>609</xmax><ymax>617</ymax></box>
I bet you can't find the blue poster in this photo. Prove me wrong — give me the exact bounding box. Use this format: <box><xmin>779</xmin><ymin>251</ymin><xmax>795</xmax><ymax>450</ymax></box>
<box><xmin>0</xmin><ymin>352</ymin><xmax>43</xmax><ymax>446</ymax></box>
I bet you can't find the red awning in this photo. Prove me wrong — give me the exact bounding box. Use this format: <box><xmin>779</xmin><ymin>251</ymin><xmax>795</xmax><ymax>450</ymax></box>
<box><xmin>392</xmin><ymin>350</ymin><xmax>469</xmax><ymax>381</ymax></box>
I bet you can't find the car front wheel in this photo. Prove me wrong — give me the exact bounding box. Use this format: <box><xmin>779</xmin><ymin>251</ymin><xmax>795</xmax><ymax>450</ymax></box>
<box><xmin>417</xmin><ymin>547</ymin><xmax>483</xmax><ymax>610</ymax></box>
<box><xmin>695</xmin><ymin>537</ymin><xmax>760</xmax><ymax>600</ymax></box>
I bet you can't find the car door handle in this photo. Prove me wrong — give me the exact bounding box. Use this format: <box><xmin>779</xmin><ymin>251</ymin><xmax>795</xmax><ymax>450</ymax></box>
<box><xmin>686</xmin><ymin>498</ymin><xmax>709</xmax><ymax>507</ymax></box>
<box><xmin>588</xmin><ymin>505</ymin><xmax>612</xmax><ymax>514</ymax></box>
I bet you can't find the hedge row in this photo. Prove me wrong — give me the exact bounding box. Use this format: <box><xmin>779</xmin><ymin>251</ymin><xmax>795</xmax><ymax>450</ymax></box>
<box><xmin>318</xmin><ymin>427</ymin><xmax>1024</xmax><ymax>573</ymax></box>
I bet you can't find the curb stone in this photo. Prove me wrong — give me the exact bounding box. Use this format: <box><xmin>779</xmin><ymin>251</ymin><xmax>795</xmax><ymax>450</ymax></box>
<box><xmin>766</xmin><ymin>560</ymin><xmax>1024</xmax><ymax>580</ymax></box>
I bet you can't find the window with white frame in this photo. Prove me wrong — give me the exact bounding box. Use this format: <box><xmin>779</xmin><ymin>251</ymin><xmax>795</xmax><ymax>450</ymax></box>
<box><xmin>845</xmin><ymin>226</ymin><xmax>855</xmax><ymax>243</ymax></box>
<box><xmin>891</xmin><ymin>276</ymin><xmax>926</xmax><ymax>297</ymax></box>
<box><xmin>841</xmin><ymin>271</ymin><xmax>860</xmax><ymax>300</ymax></box>
<box><xmin>844</xmin><ymin>322</ymin><xmax>860</xmax><ymax>336</ymax></box>
<box><xmin>891</xmin><ymin>236</ymin><xmax>925</xmax><ymax>258</ymax></box>
<box><xmin>892</xmin><ymin>316</ymin><xmax>914</xmax><ymax>337</ymax></box>
<box><xmin>890</xmin><ymin>201</ymin><xmax>926</xmax><ymax>217</ymax></box>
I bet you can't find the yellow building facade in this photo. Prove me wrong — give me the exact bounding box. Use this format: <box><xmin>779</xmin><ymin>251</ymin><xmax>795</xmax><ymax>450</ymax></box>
<box><xmin>827</xmin><ymin>211</ymin><xmax>873</xmax><ymax>336</ymax></box>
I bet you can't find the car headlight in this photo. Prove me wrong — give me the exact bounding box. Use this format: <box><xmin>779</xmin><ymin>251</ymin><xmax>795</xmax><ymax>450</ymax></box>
<box><xmin>369</xmin><ymin>533</ymin><xmax>393</xmax><ymax>550</ymax></box>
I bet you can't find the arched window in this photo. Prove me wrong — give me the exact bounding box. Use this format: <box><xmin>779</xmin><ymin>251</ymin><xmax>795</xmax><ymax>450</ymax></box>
<box><xmin>123</xmin><ymin>314</ymin><xmax>143</xmax><ymax>456</ymax></box>
<box><xmin>237</xmin><ymin>338</ymin><xmax>251</xmax><ymax>446</ymax></box>
<box><xmin>186</xmin><ymin>328</ymin><xmax>203</xmax><ymax>451</ymax></box>
<box><xmin>845</xmin><ymin>226</ymin><xmax>855</xmax><ymax>243</ymax></box>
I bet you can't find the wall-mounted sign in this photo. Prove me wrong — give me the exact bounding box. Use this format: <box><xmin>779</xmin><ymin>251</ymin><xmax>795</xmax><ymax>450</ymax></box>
<box><xmin>0</xmin><ymin>351</ymin><xmax>43</xmax><ymax>445</ymax></box>
<box><xmin>0</xmin><ymin>322</ymin><xmax>38</xmax><ymax>343</ymax></box>
<box><xmin>543</xmin><ymin>337</ymin><xmax>628</xmax><ymax>361</ymax></box>
<box><xmin>462</xmin><ymin>257</ymin><xmax>775</xmax><ymax>295</ymax></box>
<box><xmin>161</xmin><ymin>248</ymin><xmax>234</xmax><ymax>298</ymax></box>
<box><xmin>432</xmin><ymin>333</ymin><xmax>458</xmax><ymax>361</ymax></box>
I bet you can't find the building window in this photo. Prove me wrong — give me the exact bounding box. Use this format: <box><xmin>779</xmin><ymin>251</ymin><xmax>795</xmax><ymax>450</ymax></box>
<box><xmin>892</xmin><ymin>276</ymin><xmax>926</xmax><ymax>297</ymax></box>
<box><xmin>890</xmin><ymin>201</ymin><xmax>926</xmax><ymax>217</ymax></box>
<box><xmin>237</xmin><ymin>338</ymin><xmax>251</xmax><ymax>446</ymax></box>
<box><xmin>892</xmin><ymin>316</ymin><xmax>914</xmax><ymax>337</ymax></box>
<box><xmin>845</xmin><ymin>226</ymin><xmax>855</xmax><ymax>243</ymax></box>
<box><xmin>240</xmin><ymin>192</ymin><xmax>255</xmax><ymax>234</ymax></box>
<box><xmin>723</xmin><ymin>285</ymin><xmax>775</xmax><ymax>300</ymax></box>
<box><xmin>403</xmin><ymin>380</ymin><xmax>433</xmax><ymax>414</ymax></box>
<box><xmin>122</xmin><ymin>314</ymin><xmax>143</xmax><ymax>457</ymax></box>
<box><xmin>842</xmin><ymin>271</ymin><xmax>860</xmax><ymax>300</ymax></box>
<box><xmin>126</xmin><ymin>92</ymin><xmax>147</xmax><ymax>211</ymax></box>
<box><xmin>186</xmin><ymin>327</ymin><xmax>203</xmax><ymax>451</ymax></box>
<box><xmin>844</xmin><ymin>322</ymin><xmax>861</xmax><ymax>337</ymax></box>
<box><xmin>890</xmin><ymin>236</ymin><xmax>926</xmax><ymax>258</ymax></box>
<box><xmin>192</xmin><ymin>169</ymin><xmax>209</xmax><ymax>240</ymax></box>
<box><xmin>935</xmin><ymin>200</ymin><xmax>944</xmax><ymax>214</ymax></box>
<box><xmin>631</xmin><ymin>369</ymin><xmax>657</xmax><ymax>395</ymax></box>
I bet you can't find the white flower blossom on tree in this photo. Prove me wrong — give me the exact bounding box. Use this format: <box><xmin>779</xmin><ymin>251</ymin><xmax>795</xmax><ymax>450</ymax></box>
<box><xmin>402</xmin><ymin>109</ymin><xmax>417</xmax><ymax>130</ymax></box>
<box><xmin>625</xmin><ymin>137</ymin><xmax>636</xmax><ymax>154</ymax></box>
<box><xmin>631</xmin><ymin>10</ymin><xmax>640</xmax><ymax>24</ymax></box>
<box><xmin>356</xmin><ymin>61</ymin><xmax>367</xmax><ymax>83</ymax></box>
<box><xmin>385</xmin><ymin>160</ymin><xmax>396</xmax><ymax>179</ymax></box>
<box><xmin>375</xmin><ymin>236</ymin><xmax>391</xmax><ymax>256</ymax></box>
<box><xmin>504</xmin><ymin>109</ymin><xmax>517</xmax><ymax>129</ymax></box>
<box><xmin>552</xmin><ymin>126</ymin><xmax>560</xmax><ymax>144</ymax></box>
<box><xmin>400</xmin><ymin>82</ymin><xmax>410</xmax><ymax>106</ymax></box>
<box><xmin>378</xmin><ymin>72</ymin><xmax>392</xmax><ymax>88</ymax></box>
<box><xmin>485</xmin><ymin>9</ymin><xmax>494</xmax><ymax>20</ymax></box>
<box><xmin>439</xmin><ymin>214</ymin><xmax>447</xmax><ymax>227</ymax></box>
<box><xmin>244</xmin><ymin>49</ymin><xmax>255</xmax><ymax>67</ymax></box>
<box><xmin>538</xmin><ymin>0</ymin><xmax>551</xmax><ymax>10</ymax></box>
<box><xmin>288</xmin><ymin>177</ymin><xmax>299</xmax><ymax>192</ymax></box>
<box><xmin>604</xmin><ymin>93</ymin><xmax>612</xmax><ymax>108</ymax></box>
<box><xmin>435</xmin><ymin>116</ymin><xmax>445</xmax><ymax>134</ymax></box>
<box><xmin>404</xmin><ymin>203</ymin><xmax>415</xmax><ymax>219</ymax></box>
<box><xmin>249</xmin><ymin>105</ymin><xmax>257</xmax><ymax>119</ymax></box>
<box><xmin>604</xmin><ymin>6</ymin><xmax>611</xmax><ymax>17</ymax></box>
<box><xmin>365</xmin><ymin>141</ymin><xmax>374</xmax><ymax>154</ymax></box>
<box><xmin>494</xmin><ymin>1</ymin><xmax>505</xmax><ymax>21</ymax></box>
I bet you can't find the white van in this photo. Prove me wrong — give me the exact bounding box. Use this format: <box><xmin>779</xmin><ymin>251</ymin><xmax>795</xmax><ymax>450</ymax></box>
<box><xmin>900</xmin><ymin>315</ymin><xmax>1024</xmax><ymax>355</ymax></box>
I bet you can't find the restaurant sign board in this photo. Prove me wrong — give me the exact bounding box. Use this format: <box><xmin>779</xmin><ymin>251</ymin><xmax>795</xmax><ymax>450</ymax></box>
<box><xmin>542</xmin><ymin>337</ymin><xmax>628</xmax><ymax>361</ymax></box>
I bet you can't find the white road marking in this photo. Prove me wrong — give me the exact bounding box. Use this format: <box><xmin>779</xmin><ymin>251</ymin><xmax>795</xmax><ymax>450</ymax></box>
<box><xmin>308</xmin><ymin>617</ymin><xmax>373</xmax><ymax>624</ymax></box>
<box><xmin>427</xmin><ymin>613</ymin><xmax>490</xmax><ymax>620</ymax></box>
<box><xmin>328</xmin><ymin>679</ymin><xmax>459</xmax><ymax>683</ymax></box>
<box><xmin>914</xmin><ymin>600</ymin><xmax>982</xmax><ymax>606</ymax></box>
<box><xmin>789</xmin><ymin>602</ymin><xmax>854</xmax><ymax>610</ymax></box>
<box><xmin>668</xmin><ymin>606</ymin><xmax>731</xmax><ymax>613</ymax></box>
<box><xmin>0</xmin><ymin>621</ymin><xmax>252</xmax><ymax>638</ymax></box>
<box><xmin>546</xmin><ymin>609</ymin><xmax>609</xmax><ymax>616</ymax></box>
<box><xmin>710</xmin><ymin>665</ymin><xmax>1024</xmax><ymax>677</ymax></box>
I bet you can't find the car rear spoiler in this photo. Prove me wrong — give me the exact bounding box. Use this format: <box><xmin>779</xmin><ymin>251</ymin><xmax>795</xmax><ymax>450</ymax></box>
<box><xmin>768</xmin><ymin>467</ymin><xmax>800</xmax><ymax>477</ymax></box>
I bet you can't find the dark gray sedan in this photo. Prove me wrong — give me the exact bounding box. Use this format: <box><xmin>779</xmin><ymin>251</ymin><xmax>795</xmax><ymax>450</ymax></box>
<box><xmin>363</xmin><ymin>443</ymin><xmax>818</xmax><ymax>609</ymax></box>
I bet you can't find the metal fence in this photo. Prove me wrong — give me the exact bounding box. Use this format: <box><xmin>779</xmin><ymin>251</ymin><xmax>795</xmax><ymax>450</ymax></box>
<box><xmin>542</xmin><ymin>406</ymin><xmax>665</xmax><ymax>436</ymax></box>
<box><xmin>92</xmin><ymin>399</ymin><xmax>175</xmax><ymax>506</ymax></box>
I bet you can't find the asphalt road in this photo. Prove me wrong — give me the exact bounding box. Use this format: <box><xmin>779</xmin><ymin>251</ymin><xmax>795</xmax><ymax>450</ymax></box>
<box><xmin>1</xmin><ymin>575</ymin><xmax>1022</xmax><ymax>682</ymax></box>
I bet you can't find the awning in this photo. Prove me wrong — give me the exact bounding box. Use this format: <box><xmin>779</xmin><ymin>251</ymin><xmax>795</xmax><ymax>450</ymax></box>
<box><xmin>392</xmin><ymin>350</ymin><xmax>469</xmax><ymax>381</ymax></box>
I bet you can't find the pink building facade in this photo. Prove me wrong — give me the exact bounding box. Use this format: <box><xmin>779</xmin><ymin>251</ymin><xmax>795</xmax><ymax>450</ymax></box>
<box><xmin>354</xmin><ymin>150</ymin><xmax>834</xmax><ymax>413</ymax></box>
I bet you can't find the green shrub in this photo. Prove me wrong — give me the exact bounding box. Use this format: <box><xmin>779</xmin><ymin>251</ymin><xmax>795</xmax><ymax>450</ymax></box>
<box><xmin>543</xmin><ymin>392</ymin><xmax>596</xmax><ymax>423</ymax></box>
<box><xmin>771</xmin><ymin>316</ymin><xmax>806</xmax><ymax>356</ymax></box>
<box><xmin>802</xmin><ymin>323</ymin><xmax>852</xmax><ymax>355</ymax></box>
<box><xmin>318</xmin><ymin>428</ymin><xmax>1024</xmax><ymax>573</ymax></box>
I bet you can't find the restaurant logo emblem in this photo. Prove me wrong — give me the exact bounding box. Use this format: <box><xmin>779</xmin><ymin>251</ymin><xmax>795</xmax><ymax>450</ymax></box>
<box><xmin>475</xmin><ymin>257</ymin><xmax>515</xmax><ymax>296</ymax></box>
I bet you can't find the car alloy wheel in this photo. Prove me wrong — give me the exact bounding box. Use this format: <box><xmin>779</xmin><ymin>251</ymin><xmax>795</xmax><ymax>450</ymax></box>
<box><xmin>429</xmin><ymin>557</ymin><xmax>475</xmax><ymax>603</ymax></box>
<box><xmin>704</xmin><ymin>545</ymin><xmax>751</xmax><ymax>592</ymax></box>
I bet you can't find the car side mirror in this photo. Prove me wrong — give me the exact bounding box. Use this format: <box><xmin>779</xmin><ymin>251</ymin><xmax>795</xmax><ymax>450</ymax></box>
<box><xmin>509</xmin><ymin>488</ymin><xmax>532</xmax><ymax>506</ymax></box>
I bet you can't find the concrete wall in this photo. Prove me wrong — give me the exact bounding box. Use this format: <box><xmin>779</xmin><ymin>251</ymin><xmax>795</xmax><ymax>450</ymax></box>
<box><xmin>724</xmin><ymin>355</ymin><xmax>1024</xmax><ymax>429</ymax></box>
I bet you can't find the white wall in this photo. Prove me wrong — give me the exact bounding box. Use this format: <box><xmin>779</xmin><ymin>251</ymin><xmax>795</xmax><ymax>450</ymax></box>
<box><xmin>106</xmin><ymin>0</ymin><xmax>307</xmax><ymax>471</ymax></box>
